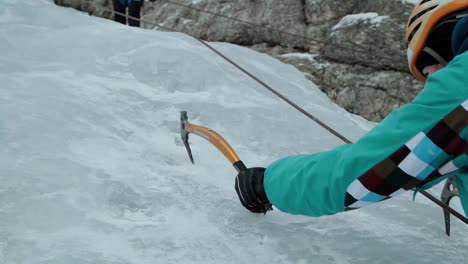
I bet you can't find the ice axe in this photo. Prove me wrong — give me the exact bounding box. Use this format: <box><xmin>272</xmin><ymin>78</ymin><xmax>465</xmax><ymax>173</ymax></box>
<box><xmin>180</xmin><ymin>111</ymin><xmax>468</xmax><ymax>230</ymax></box>
<box><xmin>180</xmin><ymin>111</ymin><xmax>247</xmax><ymax>173</ymax></box>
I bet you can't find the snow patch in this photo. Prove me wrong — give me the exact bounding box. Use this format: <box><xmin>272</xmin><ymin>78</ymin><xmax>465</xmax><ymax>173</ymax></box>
<box><xmin>332</xmin><ymin>12</ymin><xmax>389</xmax><ymax>31</ymax></box>
<box><xmin>401</xmin><ymin>0</ymin><xmax>421</xmax><ymax>5</ymax></box>
<box><xmin>280</xmin><ymin>53</ymin><xmax>318</xmax><ymax>61</ymax></box>
<box><xmin>191</xmin><ymin>0</ymin><xmax>205</xmax><ymax>4</ymax></box>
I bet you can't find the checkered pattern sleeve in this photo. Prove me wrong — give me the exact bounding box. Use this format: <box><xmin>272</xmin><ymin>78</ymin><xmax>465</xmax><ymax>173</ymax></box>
<box><xmin>345</xmin><ymin>101</ymin><xmax>467</xmax><ymax>210</ymax></box>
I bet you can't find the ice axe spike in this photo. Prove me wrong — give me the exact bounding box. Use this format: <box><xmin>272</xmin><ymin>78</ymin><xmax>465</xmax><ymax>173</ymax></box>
<box><xmin>180</xmin><ymin>111</ymin><xmax>247</xmax><ymax>173</ymax></box>
<box><xmin>441</xmin><ymin>176</ymin><xmax>459</xmax><ymax>236</ymax></box>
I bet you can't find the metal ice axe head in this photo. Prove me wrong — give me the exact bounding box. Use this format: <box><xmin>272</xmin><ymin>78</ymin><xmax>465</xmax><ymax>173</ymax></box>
<box><xmin>441</xmin><ymin>176</ymin><xmax>459</xmax><ymax>236</ymax></box>
<box><xmin>179</xmin><ymin>111</ymin><xmax>247</xmax><ymax>173</ymax></box>
<box><xmin>180</xmin><ymin>111</ymin><xmax>194</xmax><ymax>164</ymax></box>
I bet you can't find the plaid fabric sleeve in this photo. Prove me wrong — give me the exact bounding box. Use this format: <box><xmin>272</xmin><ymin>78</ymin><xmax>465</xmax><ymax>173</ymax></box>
<box><xmin>345</xmin><ymin>100</ymin><xmax>468</xmax><ymax>210</ymax></box>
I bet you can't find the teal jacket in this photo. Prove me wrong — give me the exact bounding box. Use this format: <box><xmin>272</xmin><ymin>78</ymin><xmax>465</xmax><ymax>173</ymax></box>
<box><xmin>264</xmin><ymin>51</ymin><xmax>468</xmax><ymax>217</ymax></box>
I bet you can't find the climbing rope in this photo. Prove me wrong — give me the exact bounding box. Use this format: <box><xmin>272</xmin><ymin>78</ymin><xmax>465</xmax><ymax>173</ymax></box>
<box><xmin>157</xmin><ymin>0</ymin><xmax>404</xmax><ymax>66</ymax></box>
<box><xmin>104</xmin><ymin>7</ymin><xmax>352</xmax><ymax>143</ymax></box>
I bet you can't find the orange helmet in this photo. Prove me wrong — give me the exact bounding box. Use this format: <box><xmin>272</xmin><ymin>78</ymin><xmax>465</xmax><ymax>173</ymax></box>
<box><xmin>406</xmin><ymin>0</ymin><xmax>468</xmax><ymax>81</ymax></box>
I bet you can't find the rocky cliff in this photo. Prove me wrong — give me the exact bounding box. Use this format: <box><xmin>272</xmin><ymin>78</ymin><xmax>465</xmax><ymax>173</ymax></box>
<box><xmin>54</xmin><ymin>0</ymin><xmax>423</xmax><ymax>121</ymax></box>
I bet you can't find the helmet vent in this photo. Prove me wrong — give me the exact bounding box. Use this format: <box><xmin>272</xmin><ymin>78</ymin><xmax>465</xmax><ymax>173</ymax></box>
<box><xmin>409</xmin><ymin>4</ymin><xmax>439</xmax><ymax>25</ymax></box>
<box><xmin>408</xmin><ymin>22</ymin><xmax>422</xmax><ymax>43</ymax></box>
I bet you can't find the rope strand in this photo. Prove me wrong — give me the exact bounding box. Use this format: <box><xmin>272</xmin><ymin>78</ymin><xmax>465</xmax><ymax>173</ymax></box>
<box><xmin>157</xmin><ymin>0</ymin><xmax>403</xmax><ymax>65</ymax></box>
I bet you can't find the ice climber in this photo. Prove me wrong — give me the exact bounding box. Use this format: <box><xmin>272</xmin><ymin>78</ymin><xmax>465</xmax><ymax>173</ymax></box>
<box><xmin>112</xmin><ymin>0</ymin><xmax>144</xmax><ymax>27</ymax></box>
<box><xmin>235</xmin><ymin>0</ymin><xmax>468</xmax><ymax>222</ymax></box>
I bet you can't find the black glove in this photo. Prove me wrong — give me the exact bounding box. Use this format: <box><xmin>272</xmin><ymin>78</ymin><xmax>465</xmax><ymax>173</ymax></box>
<box><xmin>235</xmin><ymin>167</ymin><xmax>272</xmax><ymax>214</ymax></box>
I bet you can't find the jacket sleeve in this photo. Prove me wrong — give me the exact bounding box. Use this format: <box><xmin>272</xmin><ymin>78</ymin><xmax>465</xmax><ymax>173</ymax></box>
<box><xmin>263</xmin><ymin>52</ymin><xmax>468</xmax><ymax>217</ymax></box>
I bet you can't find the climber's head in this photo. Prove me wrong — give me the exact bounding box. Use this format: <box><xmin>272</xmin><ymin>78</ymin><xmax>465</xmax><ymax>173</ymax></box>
<box><xmin>406</xmin><ymin>0</ymin><xmax>468</xmax><ymax>81</ymax></box>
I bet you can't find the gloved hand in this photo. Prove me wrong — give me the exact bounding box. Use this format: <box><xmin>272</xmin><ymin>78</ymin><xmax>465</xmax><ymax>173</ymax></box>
<box><xmin>235</xmin><ymin>167</ymin><xmax>272</xmax><ymax>214</ymax></box>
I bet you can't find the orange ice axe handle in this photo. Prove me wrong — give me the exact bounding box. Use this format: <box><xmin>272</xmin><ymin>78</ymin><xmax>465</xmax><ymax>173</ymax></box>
<box><xmin>180</xmin><ymin>111</ymin><xmax>247</xmax><ymax>173</ymax></box>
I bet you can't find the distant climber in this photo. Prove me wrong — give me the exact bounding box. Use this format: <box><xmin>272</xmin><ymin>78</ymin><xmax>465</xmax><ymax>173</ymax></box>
<box><xmin>112</xmin><ymin>0</ymin><xmax>143</xmax><ymax>27</ymax></box>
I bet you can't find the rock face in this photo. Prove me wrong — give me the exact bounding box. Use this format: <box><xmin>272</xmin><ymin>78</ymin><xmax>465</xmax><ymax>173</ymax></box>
<box><xmin>54</xmin><ymin>0</ymin><xmax>110</xmax><ymax>17</ymax></box>
<box><xmin>54</xmin><ymin>0</ymin><xmax>424</xmax><ymax>121</ymax></box>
